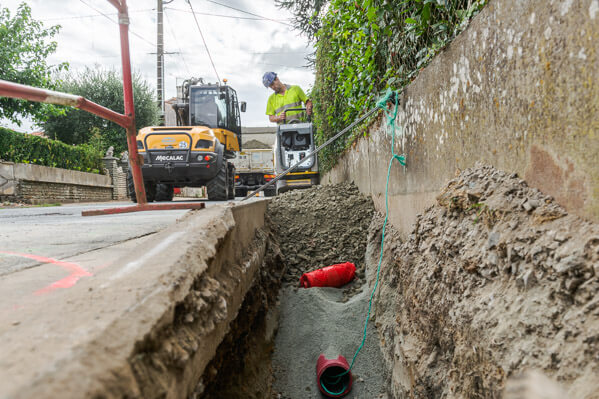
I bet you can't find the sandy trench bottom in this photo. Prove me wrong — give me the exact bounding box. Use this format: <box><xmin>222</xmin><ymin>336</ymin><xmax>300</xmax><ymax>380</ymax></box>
<box><xmin>271</xmin><ymin>284</ymin><xmax>388</xmax><ymax>399</ymax></box>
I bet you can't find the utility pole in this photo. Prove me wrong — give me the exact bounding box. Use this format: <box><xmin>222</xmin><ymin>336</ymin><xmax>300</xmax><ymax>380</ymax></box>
<box><xmin>157</xmin><ymin>0</ymin><xmax>165</xmax><ymax>123</ymax></box>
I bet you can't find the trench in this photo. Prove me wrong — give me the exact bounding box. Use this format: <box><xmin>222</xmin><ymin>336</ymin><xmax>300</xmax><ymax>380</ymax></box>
<box><xmin>124</xmin><ymin>165</ymin><xmax>599</xmax><ymax>399</ymax></box>
<box><xmin>198</xmin><ymin>183</ymin><xmax>389</xmax><ymax>398</ymax></box>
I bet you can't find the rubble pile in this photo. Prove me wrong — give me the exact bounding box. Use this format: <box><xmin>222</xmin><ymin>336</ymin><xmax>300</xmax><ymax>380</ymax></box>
<box><xmin>267</xmin><ymin>183</ymin><xmax>374</xmax><ymax>296</ymax></box>
<box><xmin>373</xmin><ymin>164</ymin><xmax>599</xmax><ymax>398</ymax></box>
<box><xmin>242</xmin><ymin>139</ymin><xmax>271</xmax><ymax>149</ymax></box>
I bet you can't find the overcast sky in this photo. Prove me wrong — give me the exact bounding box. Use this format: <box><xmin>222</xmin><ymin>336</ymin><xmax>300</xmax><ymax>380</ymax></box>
<box><xmin>1</xmin><ymin>0</ymin><xmax>315</xmax><ymax>131</ymax></box>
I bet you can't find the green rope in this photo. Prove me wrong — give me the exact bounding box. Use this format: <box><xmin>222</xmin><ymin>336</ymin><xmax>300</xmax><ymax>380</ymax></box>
<box><xmin>322</xmin><ymin>89</ymin><xmax>405</xmax><ymax>395</ymax></box>
<box><xmin>393</xmin><ymin>154</ymin><xmax>406</xmax><ymax>166</ymax></box>
<box><xmin>320</xmin><ymin>377</ymin><xmax>348</xmax><ymax>396</ymax></box>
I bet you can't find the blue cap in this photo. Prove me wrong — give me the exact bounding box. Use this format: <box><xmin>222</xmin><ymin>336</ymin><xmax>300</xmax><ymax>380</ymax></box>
<box><xmin>262</xmin><ymin>71</ymin><xmax>277</xmax><ymax>88</ymax></box>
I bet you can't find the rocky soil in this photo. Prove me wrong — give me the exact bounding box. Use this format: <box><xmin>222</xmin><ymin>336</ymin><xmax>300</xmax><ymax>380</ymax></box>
<box><xmin>267</xmin><ymin>183</ymin><xmax>375</xmax><ymax>298</ymax></box>
<box><xmin>372</xmin><ymin>164</ymin><xmax>599</xmax><ymax>398</ymax></box>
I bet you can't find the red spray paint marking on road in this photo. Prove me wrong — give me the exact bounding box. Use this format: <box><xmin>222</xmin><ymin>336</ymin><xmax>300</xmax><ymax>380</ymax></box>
<box><xmin>0</xmin><ymin>251</ymin><xmax>93</xmax><ymax>295</ymax></box>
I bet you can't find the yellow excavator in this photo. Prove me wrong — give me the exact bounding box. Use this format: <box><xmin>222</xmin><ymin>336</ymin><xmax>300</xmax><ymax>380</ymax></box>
<box><xmin>128</xmin><ymin>78</ymin><xmax>245</xmax><ymax>201</ymax></box>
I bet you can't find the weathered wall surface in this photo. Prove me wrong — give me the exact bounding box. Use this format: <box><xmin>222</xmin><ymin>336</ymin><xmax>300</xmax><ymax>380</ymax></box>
<box><xmin>18</xmin><ymin>181</ymin><xmax>112</xmax><ymax>203</ymax></box>
<box><xmin>0</xmin><ymin>161</ymin><xmax>113</xmax><ymax>203</ymax></box>
<box><xmin>323</xmin><ymin>0</ymin><xmax>599</xmax><ymax>236</ymax></box>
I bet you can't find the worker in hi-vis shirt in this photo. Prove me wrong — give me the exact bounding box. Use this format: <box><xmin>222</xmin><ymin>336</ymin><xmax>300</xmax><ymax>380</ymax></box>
<box><xmin>263</xmin><ymin>71</ymin><xmax>312</xmax><ymax>124</ymax></box>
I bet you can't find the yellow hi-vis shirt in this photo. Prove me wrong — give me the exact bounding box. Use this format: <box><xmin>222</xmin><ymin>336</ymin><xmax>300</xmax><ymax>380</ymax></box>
<box><xmin>265</xmin><ymin>85</ymin><xmax>308</xmax><ymax>123</ymax></box>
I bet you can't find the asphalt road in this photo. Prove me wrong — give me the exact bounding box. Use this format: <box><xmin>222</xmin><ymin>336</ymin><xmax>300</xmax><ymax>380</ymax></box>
<box><xmin>0</xmin><ymin>198</ymin><xmax>243</xmax><ymax>276</ymax></box>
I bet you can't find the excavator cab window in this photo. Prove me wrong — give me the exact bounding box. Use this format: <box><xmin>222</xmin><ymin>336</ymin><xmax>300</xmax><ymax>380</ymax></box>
<box><xmin>188</xmin><ymin>86</ymin><xmax>241</xmax><ymax>140</ymax></box>
<box><xmin>189</xmin><ymin>87</ymin><xmax>227</xmax><ymax>128</ymax></box>
<box><xmin>227</xmin><ymin>88</ymin><xmax>241</xmax><ymax>135</ymax></box>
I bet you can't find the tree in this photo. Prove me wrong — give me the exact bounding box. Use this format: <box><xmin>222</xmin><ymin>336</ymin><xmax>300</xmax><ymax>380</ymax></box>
<box><xmin>0</xmin><ymin>2</ymin><xmax>68</xmax><ymax>125</ymax></box>
<box><xmin>275</xmin><ymin>0</ymin><xmax>329</xmax><ymax>43</ymax></box>
<box><xmin>43</xmin><ymin>67</ymin><xmax>159</xmax><ymax>155</ymax></box>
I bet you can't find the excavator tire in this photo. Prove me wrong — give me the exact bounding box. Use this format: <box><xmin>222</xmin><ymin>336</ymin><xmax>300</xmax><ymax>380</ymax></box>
<box><xmin>146</xmin><ymin>183</ymin><xmax>157</xmax><ymax>202</ymax></box>
<box><xmin>127</xmin><ymin>168</ymin><xmax>156</xmax><ymax>202</ymax></box>
<box><xmin>155</xmin><ymin>184</ymin><xmax>174</xmax><ymax>201</ymax></box>
<box><xmin>227</xmin><ymin>163</ymin><xmax>235</xmax><ymax>200</ymax></box>
<box><xmin>207</xmin><ymin>160</ymin><xmax>228</xmax><ymax>201</ymax></box>
<box><xmin>127</xmin><ymin>168</ymin><xmax>137</xmax><ymax>203</ymax></box>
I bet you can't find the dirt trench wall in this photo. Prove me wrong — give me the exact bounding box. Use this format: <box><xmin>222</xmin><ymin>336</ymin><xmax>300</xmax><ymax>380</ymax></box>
<box><xmin>126</xmin><ymin>204</ymin><xmax>277</xmax><ymax>399</ymax></box>
<box><xmin>322</xmin><ymin>0</ymin><xmax>599</xmax><ymax>235</ymax></box>
<box><xmin>369</xmin><ymin>165</ymin><xmax>599</xmax><ymax>398</ymax></box>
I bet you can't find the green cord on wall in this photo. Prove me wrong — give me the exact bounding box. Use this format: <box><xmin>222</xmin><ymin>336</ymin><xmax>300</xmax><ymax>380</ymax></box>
<box><xmin>346</xmin><ymin>88</ymin><xmax>405</xmax><ymax>369</ymax></box>
<box><xmin>322</xmin><ymin>89</ymin><xmax>405</xmax><ymax>396</ymax></box>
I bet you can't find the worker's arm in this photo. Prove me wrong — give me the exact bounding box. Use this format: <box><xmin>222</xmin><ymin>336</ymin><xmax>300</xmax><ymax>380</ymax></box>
<box><xmin>293</xmin><ymin>85</ymin><xmax>312</xmax><ymax>116</ymax></box>
<box><xmin>266</xmin><ymin>94</ymin><xmax>286</xmax><ymax>123</ymax></box>
<box><xmin>269</xmin><ymin>112</ymin><xmax>286</xmax><ymax>123</ymax></box>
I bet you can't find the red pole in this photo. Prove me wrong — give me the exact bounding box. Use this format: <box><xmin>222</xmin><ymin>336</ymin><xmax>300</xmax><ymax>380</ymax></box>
<box><xmin>109</xmin><ymin>0</ymin><xmax>147</xmax><ymax>204</ymax></box>
<box><xmin>1</xmin><ymin>1</ymin><xmax>207</xmax><ymax>215</ymax></box>
<box><xmin>0</xmin><ymin>81</ymin><xmax>131</xmax><ymax>128</ymax></box>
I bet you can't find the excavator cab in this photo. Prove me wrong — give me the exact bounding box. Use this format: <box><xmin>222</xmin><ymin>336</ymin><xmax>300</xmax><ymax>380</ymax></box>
<box><xmin>174</xmin><ymin>80</ymin><xmax>245</xmax><ymax>156</ymax></box>
<box><xmin>129</xmin><ymin>78</ymin><xmax>246</xmax><ymax>202</ymax></box>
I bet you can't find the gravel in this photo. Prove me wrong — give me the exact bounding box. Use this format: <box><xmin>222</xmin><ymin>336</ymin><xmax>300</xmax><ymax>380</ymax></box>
<box><xmin>373</xmin><ymin>164</ymin><xmax>599</xmax><ymax>398</ymax></box>
<box><xmin>267</xmin><ymin>183</ymin><xmax>375</xmax><ymax>299</ymax></box>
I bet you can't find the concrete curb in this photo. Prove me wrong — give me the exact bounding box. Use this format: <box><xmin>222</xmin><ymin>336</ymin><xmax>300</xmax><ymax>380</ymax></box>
<box><xmin>0</xmin><ymin>200</ymin><xmax>269</xmax><ymax>398</ymax></box>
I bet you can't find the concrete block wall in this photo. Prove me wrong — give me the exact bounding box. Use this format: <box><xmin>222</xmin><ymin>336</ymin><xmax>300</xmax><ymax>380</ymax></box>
<box><xmin>322</xmin><ymin>0</ymin><xmax>599</xmax><ymax>237</ymax></box>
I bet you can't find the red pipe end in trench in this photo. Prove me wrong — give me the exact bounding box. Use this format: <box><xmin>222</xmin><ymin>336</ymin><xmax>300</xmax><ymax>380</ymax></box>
<box><xmin>316</xmin><ymin>354</ymin><xmax>353</xmax><ymax>397</ymax></box>
<box><xmin>300</xmin><ymin>262</ymin><xmax>356</xmax><ymax>288</ymax></box>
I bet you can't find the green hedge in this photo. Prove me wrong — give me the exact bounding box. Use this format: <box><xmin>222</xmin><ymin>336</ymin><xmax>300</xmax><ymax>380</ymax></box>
<box><xmin>312</xmin><ymin>0</ymin><xmax>488</xmax><ymax>172</ymax></box>
<box><xmin>0</xmin><ymin>127</ymin><xmax>104</xmax><ymax>174</ymax></box>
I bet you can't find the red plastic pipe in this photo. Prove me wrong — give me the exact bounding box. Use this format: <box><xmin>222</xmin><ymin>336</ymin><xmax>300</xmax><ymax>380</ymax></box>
<box><xmin>300</xmin><ymin>262</ymin><xmax>356</xmax><ymax>288</ymax></box>
<box><xmin>81</xmin><ymin>202</ymin><xmax>205</xmax><ymax>216</ymax></box>
<box><xmin>316</xmin><ymin>354</ymin><xmax>353</xmax><ymax>397</ymax></box>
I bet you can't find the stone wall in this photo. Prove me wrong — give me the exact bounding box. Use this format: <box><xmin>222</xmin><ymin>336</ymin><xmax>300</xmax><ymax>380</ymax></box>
<box><xmin>103</xmin><ymin>157</ymin><xmax>128</xmax><ymax>200</ymax></box>
<box><xmin>0</xmin><ymin>161</ymin><xmax>113</xmax><ymax>204</ymax></box>
<box><xmin>322</xmin><ymin>0</ymin><xmax>599</xmax><ymax>237</ymax></box>
<box><xmin>18</xmin><ymin>180</ymin><xmax>112</xmax><ymax>203</ymax></box>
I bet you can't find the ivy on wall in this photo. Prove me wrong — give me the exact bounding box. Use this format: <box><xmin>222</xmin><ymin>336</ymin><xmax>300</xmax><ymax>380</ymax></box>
<box><xmin>0</xmin><ymin>127</ymin><xmax>104</xmax><ymax>174</ymax></box>
<box><xmin>311</xmin><ymin>0</ymin><xmax>487</xmax><ymax>172</ymax></box>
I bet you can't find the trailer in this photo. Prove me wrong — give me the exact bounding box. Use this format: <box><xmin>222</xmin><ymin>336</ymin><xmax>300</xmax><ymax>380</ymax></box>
<box><xmin>232</xmin><ymin>148</ymin><xmax>276</xmax><ymax>197</ymax></box>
